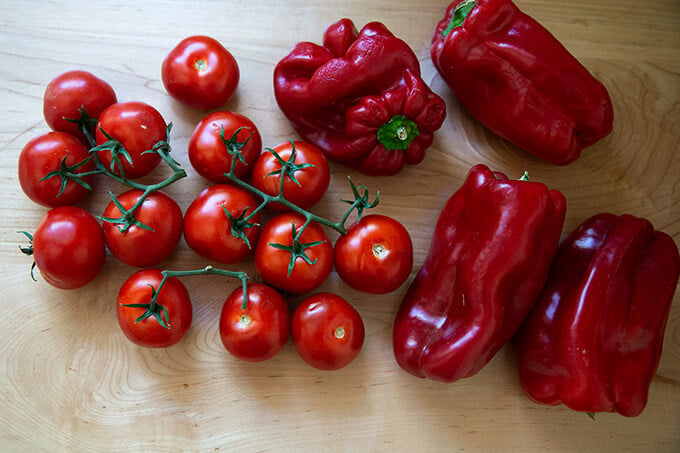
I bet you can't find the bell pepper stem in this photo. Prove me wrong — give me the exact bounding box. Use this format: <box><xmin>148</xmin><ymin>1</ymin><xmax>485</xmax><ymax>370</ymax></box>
<box><xmin>442</xmin><ymin>0</ymin><xmax>476</xmax><ymax>36</ymax></box>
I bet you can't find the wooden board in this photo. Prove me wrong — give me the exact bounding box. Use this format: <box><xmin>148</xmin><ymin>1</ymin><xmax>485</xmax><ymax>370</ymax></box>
<box><xmin>1</xmin><ymin>0</ymin><xmax>678</xmax><ymax>450</ymax></box>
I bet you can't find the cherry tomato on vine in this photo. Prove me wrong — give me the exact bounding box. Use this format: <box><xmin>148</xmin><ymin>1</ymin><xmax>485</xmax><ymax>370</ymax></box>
<box><xmin>292</xmin><ymin>293</ymin><xmax>365</xmax><ymax>370</ymax></box>
<box><xmin>162</xmin><ymin>35</ymin><xmax>239</xmax><ymax>110</ymax></box>
<box><xmin>251</xmin><ymin>141</ymin><xmax>330</xmax><ymax>212</ymax></box>
<box><xmin>18</xmin><ymin>131</ymin><xmax>95</xmax><ymax>207</ymax></box>
<box><xmin>219</xmin><ymin>283</ymin><xmax>290</xmax><ymax>362</ymax></box>
<box><xmin>184</xmin><ymin>184</ymin><xmax>261</xmax><ymax>264</ymax></box>
<box><xmin>117</xmin><ymin>268</ymin><xmax>192</xmax><ymax>348</ymax></box>
<box><xmin>43</xmin><ymin>70</ymin><xmax>117</xmax><ymax>145</ymax></box>
<box><xmin>102</xmin><ymin>189</ymin><xmax>183</xmax><ymax>268</ymax></box>
<box><xmin>188</xmin><ymin>111</ymin><xmax>262</xmax><ymax>183</ymax></box>
<box><xmin>95</xmin><ymin>101</ymin><xmax>166</xmax><ymax>179</ymax></box>
<box><xmin>26</xmin><ymin>206</ymin><xmax>105</xmax><ymax>289</ymax></box>
<box><xmin>254</xmin><ymin>213</ymin><xmax>333</xmax><ymax>294</ymax></box>
<box><xmin>334</xmin><ymin>214</ymin><xmax>413</xmax><ymax>294</ymax></box>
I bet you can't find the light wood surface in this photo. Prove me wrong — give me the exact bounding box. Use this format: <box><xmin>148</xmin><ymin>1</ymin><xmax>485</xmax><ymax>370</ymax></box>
<box><xmin>1</xmin><ymin>0</ymin><xmax>679</xmax><ymax>451</ymax></box>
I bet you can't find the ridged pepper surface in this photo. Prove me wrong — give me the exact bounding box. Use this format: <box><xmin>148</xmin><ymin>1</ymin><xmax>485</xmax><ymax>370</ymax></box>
<box><xmin>393</xmin><ymin>164</ymin><xmax>566</xmax><ymax>382</ymax></box>
<box><xmin>515</xmin><ymin>213</ymin><xmax>680</xmax><ymax>417</ymax></box>
<box><xmin>431</xmin><ymin>0</ymin><xmax>614</xmax><ymax>165</ymax></box>
<box><xmin>274</xmin><ymin>18</ymin><xmax>446</xmax><ymax>176</ymax></box>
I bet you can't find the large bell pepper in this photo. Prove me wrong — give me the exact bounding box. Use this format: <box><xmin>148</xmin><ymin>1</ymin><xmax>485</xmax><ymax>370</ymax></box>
<box><xmin>515</xmin><ymin>213</ymin><xmax>680</xmax><ymax>417</ymax></box>
<box><xmin>274</xmin><ymin>18</ymin><xmax>446</xmax><ymax>176</ymax></box>
<box><xmin>393</xmin><ymin>164</ymin><xmax>566</xmax><ymax>382</ymax></box>
<box><xmin>430</xmin><ymin>0</ymin><xmax>614</xmax><ymax>165</ymax></box>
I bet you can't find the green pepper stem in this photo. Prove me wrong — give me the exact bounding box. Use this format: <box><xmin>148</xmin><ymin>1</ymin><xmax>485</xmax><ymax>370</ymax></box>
<box><xmin>442</xmin><ymin>0</ymin><xmax>476</xmax><ymax>36</ymax></box>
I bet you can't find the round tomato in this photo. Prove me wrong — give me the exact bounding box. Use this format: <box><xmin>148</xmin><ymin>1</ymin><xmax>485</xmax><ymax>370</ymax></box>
<box><xmin>161</xmin><ymin>35</ymin><xmax>239</xmax><ymax>110</ymax></box>
<box><xmin>254</xmin><ymin>213</ymin><xmax>333</xmax><ymax>294</ymax></box>
<box><xmin>95</xmin><ymin>101</ymin><xmax>166</xmax><ymax>179</ymax></box>
<box><xmin>184</xmin><ymin>184</ymin><xmax>261</xmax><ymax>264</ymax></box>
<box><xmin>30</xmin><ymin>206</ymin><xmax>106</xmax><ymax>289</ymax></box>
<box><xmin>334</xmin><ymin>214</ymin><xmax>413</xmax><ymax>294</ymax></box>
<box><xmin>102</xmin><ymin>190</ymin><xmax>183</xmax><ymax>268</ymax></box>
<box><xmin>219</xmin><ymin>283</ymin><xmax>290</xmax><ymax>362</ymax></box>
<box><xmin>291</xmin><ymin>293</ymin><xmax>365</xmax><ymax>370</ymax></box>
<box><xmin>251</xmin><ymin>141</ymin><xmax>330</xmax><ymax>212</ymax></box>
<box><xmin>188</xmin><ymin>111</ymin><xmax>262</xmax><ymax>183</ymax></box>
<box><xmin>117</xmin><ymin>268</ymin><xmax>192</xmax><ymax>348</ymax></box>
<box><xmin>18</xmin><ymin>132</ymin><xmax>95</xmax><ymax>207</ymax></box>
<box><xmin>43</xmin><ymin>70</ymin><xmax>117</xmax><ymax>145</ymax></box>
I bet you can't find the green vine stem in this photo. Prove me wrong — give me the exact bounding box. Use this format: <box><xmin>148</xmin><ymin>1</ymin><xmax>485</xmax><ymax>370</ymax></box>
<box><xmin>224</xmin><ymin>139</ymin><xmax>380</xmax><ymax>238</ymax></box>
<box><xmin>120</xmin><ymin>265</ymin><xmax>250</xmax><ymax>329</ymax></box>
<box><xmin>45</xmin><ymin>107</ymin><xmax>187</xmax><ymax>231</ymax></box>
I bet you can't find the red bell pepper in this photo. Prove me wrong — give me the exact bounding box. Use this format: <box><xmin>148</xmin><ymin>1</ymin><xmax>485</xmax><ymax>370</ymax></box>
<box><xmin>274</xmin><ymin>18</ymin><xmax>446</xmax><ymax>176</ymax></box>
<box><xmin>431</xmin><ymin>0</ymin><xmax>614</xmax><ymax>165</ymax></box>
<box><xmin>515</xmin><ymin>213</ymin><xmax>680</xmax><ymax>417</ymax></box>
<box><xmin>393</xmin><ymin>164</ymin><xmax>566</xmax><ymax>382</ymax></box>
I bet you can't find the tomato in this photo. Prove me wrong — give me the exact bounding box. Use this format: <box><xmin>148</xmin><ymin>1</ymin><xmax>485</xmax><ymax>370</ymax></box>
<box><xmin>117</xmin><ymin>268</ymin><xmax>192</xmax><ymax>348</ymax></box>
<box><xmin>29</xmin><ymin>206</ymin><xmax>106</xmax><ymax>289</ymax></box>
<box><xmin>334</xmin><ymin>214</ymin><xmax>413</xmax><ymax>294</ymax></box>
<box><xmin>219</xmin><ymin>283</ymin><xmax>290</xmax><ymax>362</ymax></box>
<box><xmin>102</xmin><ymin>190</ymin><xmax>183</xmax><ymax>268</ymax></box>
<box><xmin>251</xmin><ymin>141</ymin><xmax>330</xmax><ymax>212</ymax></box>
<box><xmin>161</xmin><ymin>35</ymin><xmax>239</xmax><ymax>110</ymax></box>
<box><xmin>188</xmin><ymin>111</ymin><xmax>262</xmax><ymax>183</ymax></box>
<box><xmin>254</xmin><ymin>213</ymin><xmax>333</xmax><ymax>294</ymax></box>
<box><xmin>184</xmin><ymin>185</ymin><xmax>261</xmax><ymax>264</ymax></box>
<box><xmin>18</xmin><ymin>132</ymin><xmax>95</xmax><ymax>207</ymax></box>
<box><xmin>43</xmin><ymin>70</ymin><xmax>117</xmax><ymax>145</ymax></box>
<box><xmin>95</xmin><ymin>102</ymin><xmax>166</xmax><ymax>179</ymax></box>
<box><xmin>291</xmin><ymin>293</ymin><xmax>365</xmax><ymax>370</ymax></box>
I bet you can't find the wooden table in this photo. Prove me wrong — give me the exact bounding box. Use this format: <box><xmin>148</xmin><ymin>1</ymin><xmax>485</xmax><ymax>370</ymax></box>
<box><xmin>1</xmin><ymin>0</ymin><xmax>678</xmax><ymax>450</ymax></box>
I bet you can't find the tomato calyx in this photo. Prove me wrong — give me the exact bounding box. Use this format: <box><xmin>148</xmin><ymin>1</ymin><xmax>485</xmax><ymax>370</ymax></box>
<box><xmin>90</xmin><ymin>127</ymin><xmax>136</xmax><ymax>178</ymax></box>
<box><xmin>120</xmin><ymin>283</ymin><xmax>172</xmax><ymax>328</ymax></box>
<box><xmin>39</xmin><ymin>152</ymin><xmax>94</xmax><ymax>198</ymax></box>
<box><xmin>219</xmin><ymin>125</ymin><xmax>253</xmax><ymax>166</ymax></box>
<box><xmin>63</xmin><ymin>105</ymin><xmax>98</xmax><ymax>144</ymax></box>
<box><xmin>222</xmin><ymin>204</ymin><xmax>259</xmax><ymax>249</ymax></box>
<box><xmin>98</xmin><ymin>190</ymin><xmax>156</xmax><ymax>233</ymax></box>
<box><xmin>339</xmin><ymin>176</ymin><xmax>380</xmax><ymax>223</ymax></box>
<box><xmin>264</xmin><ymin>141</ymin><xmax>316</xmax><ymax>189</ymax></box>
<box><xmin>267</xmin><ymin>220</ymin><xmax>328</xmax><ymax>276</ymax></box>
<box><xmin>17</xmin><ymin>231</ymin><xmax>37</xmax><ymax>281</ymax></box>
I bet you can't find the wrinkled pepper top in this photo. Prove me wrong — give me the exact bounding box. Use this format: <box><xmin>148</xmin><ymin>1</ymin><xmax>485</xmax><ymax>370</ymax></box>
<box><xmin>393</xmin><ymin>164</ymin><xmax>566</xmax><ymax>382</ymax></box>
<box><xmin>275</xmin><ymin>19</ymin><xmax>446</xmax><ymax>176</ymax></box>
<box><xmin>431</xmin><ymin>0</ymin><xmax>613</xmax><ymax>165</ymax></box>
<box><xmin>515</xmin><ymin>213</ymin><xmax>680</xmax><ymax>417</ymax></box>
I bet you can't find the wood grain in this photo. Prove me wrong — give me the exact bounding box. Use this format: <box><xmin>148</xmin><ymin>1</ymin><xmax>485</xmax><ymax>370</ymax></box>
<box><xmin>1</xmin><ymin>0</ymin><xmax>679</xmax><ymax>451</ymax></box>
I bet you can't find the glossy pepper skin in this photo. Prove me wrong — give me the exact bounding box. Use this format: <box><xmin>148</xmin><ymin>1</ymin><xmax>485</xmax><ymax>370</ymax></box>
<box><xmin>515</xmin><ymin>213</ymin><xmax>680</xmax><ymax>417</ymax></box>
<box><xmin>274</xmin><ymin>18</ymin><xmax>446</xmax><ymax>176</ymax></box>
<box><xmin>431</xmin><ymin>0</ymin><xmax>614</xmax><ymax>165</ymax></box>
<box><xmin>393</xmin><ymin>164</ymin><xmax>566</xmax><ymax>382</ymax></box>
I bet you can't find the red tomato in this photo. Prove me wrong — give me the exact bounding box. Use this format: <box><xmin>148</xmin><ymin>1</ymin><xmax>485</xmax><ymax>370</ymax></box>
<box><xmin>254</xmin><ymin>213</ymin><xmax>333</xmax><ymax>294</ymax></box>
<box><xmin>161</xmin><ymin>35</ymin><xmax>239</xmax><ymax>110</ymax></box>
<box><xmin>30</xmin><ymin>206</ymin><xmax>106</xmax><ymax>289</ymax></box>
<box><xmin>43</xmin><ymin>70</ymin><xmax>117</xmax><ymax>145</ymax></box>
<box><xmin>117</xmin><ymin>268</ymin><xmax>192</xmax><ymax>348</ymax></box>
<box><xmin>334</xmin><ymin>214</ymin><xmax>413</xmax><ymax>294</ymax></box>
<box><xmin>184</xmin><ymin>185</ymin><xmax>261</xmax><ymax>264</ymax></box>
<box><xmin>18</xmin><ymin>132</ymin><xmax>95</xmax><ymax>207</ymax></box>
<box><xmin>292</xmin><ymin>293</ymin><xmax>365</xmax><ymax>370</ymax></box>
<box><xmin>188</xmin><ymin>111</ymin><xmax>262</xmax><ymax>183</ymax></box>
<box><xmin>102</xmin><ymin>190</ymin><xmax>183</xmax><ymax>268</ymax></box>
<box><xmin>251</xmin><ymin>141</ymin><xmax>330</xmax><ymax>212</ymax></box>
<box><xmin>219</xmin><ymin>283</ymin><xmax>290</xmax><ymax>362</ymax></box>
<box><xmin>95</xmin><ymin>101</ymin><xmax>166</xmax><ymax>179</ymax></box>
